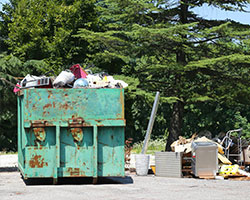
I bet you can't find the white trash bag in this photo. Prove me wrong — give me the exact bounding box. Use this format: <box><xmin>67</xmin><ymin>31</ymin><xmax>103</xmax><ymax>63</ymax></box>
<box><xmin>53</xmin><ymin>71</ymin><xmax>75</xmax><ymax>88</ymax></box>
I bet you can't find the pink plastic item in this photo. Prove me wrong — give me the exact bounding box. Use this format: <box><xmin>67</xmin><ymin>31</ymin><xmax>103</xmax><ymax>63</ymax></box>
<box><xmin>70</xmin><ymin>64</ymin><xmax>87</xmax><ymax>79</ymax></box>
<box><xmin>13</xmin><ymin>83</ymin><xmax>21</xmax><ymax>93</ymax></box>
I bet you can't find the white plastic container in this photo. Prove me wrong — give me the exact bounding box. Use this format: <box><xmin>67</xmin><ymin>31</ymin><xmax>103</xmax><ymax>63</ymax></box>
<box><xmin>135</xmin><ymin>154</ymin><xmax>150</xmax><ymax>176</ymax></box>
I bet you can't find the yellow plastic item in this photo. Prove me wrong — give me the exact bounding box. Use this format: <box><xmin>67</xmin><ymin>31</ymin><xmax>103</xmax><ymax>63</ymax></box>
<box><xmin>151</xmin><ymin>165</ymin><xmax>156</xmax><ymax>174</ymax></box>
<box><xmin>219</xmin><ymin>164</ymin><xmax>239</xmax><ymax>175</ymax></box>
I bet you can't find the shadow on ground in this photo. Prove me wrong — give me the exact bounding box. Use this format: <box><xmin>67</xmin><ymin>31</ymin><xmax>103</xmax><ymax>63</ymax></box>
<box><xmin>22</xmin><ymin>176</ymin><xmax>134</xmax><ymax>186</ymax></box>
<box><xmin>0</xmin><ymin>167</ymin><xmax>18</xmax><ymax>172</ymax></box>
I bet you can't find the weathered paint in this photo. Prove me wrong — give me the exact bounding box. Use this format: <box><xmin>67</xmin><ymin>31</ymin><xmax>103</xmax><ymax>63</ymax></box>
<box><xmin>33</xmin><ymin>128</ymin><xmax>46</xmax><ymax>142</ymax></box>
<box><xmin>29</xmin><ymin>155</ymin><xmax>48</xmax><ymax>168</ymax></box>
<box><xmin>18</xmin><ymin>88</ymin><xmax>125</xmax><ymax>181</ymax></box>
<box><xmin>70</xmin><ymin>128</ymin><xmax>83</xmax><ymax>142</ymax></box>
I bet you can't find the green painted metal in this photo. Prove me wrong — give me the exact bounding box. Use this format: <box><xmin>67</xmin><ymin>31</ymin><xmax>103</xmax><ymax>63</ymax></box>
<box><xmin>17</xmin><ymin>88</ymin><xmax>125</xmax><ymax>181</ymax></box>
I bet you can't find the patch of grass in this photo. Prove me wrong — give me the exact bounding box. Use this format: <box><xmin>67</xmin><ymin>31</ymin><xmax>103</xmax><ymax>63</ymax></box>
<box><xmin>132</xmin><ymin>137</ymin><xmax>166</xmax><ymax>154</ymax></box>
<box><xmin>0</xmin><ymin>151</ymin><xmax>17</xmax><ymax>155</ymax></box>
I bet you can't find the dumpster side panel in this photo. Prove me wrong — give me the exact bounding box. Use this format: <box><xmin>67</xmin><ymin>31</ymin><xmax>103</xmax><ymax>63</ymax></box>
<box><xmin>98</xmin><ymin>127</ymin><xmax>125</xmax><ymax>176</ymax></box>
<box><xmin>59</xmin><ymin>127</ymin><xmax>94</xmax><ymax>177</ymax></box>
<box><xmin>18</xmin><ymin>96</ymin><xmax>25</xmax><ymax>173</ymax></box>
<box><xmin>24</xmin><ymin>127</ymin><xmax>57</xmax><ymax>178</ymax></box>
<box><xmin>25</xmin><ymin>147</ymin><xmax>56</xmax><ymax>177</ymax></box>
<box><xmin>24</xmin><ymin>89</ymin><xmax>124</xmax><ymax>122</ymax></box>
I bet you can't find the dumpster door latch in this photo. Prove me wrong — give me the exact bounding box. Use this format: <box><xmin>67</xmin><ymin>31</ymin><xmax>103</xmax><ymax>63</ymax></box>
<box><xmin>33</xmin><ymin>128</ymin><xmax>46</xmax><ymax>142</ymax></box>
<box><xmin>70</xmin><ymin>128</ymin><xmax>83</xmax><ymax>142</ymax></box>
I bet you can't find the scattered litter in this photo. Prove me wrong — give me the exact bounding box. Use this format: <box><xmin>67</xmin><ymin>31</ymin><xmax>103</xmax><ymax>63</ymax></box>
<box><xmin>218</xmin><ymin>153</ymin><xmax>231</xmax><ymax>165</ymax></box>
<box><xmin>219</xmin><ymin>164</ymin><xmax>239</xmax><ymax>176</ymax></box>
<box><xmin>238</xmin><ymin>168</ymin><xmax>250</xmax><ymax>177</ymax></box>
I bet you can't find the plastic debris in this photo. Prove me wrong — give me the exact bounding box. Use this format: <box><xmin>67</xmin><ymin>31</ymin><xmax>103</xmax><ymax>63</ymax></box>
<box><xmin>20</xmin><ymin>74</ymin><xmax>51</xmax><ymax>88</ymax></box>
<box><xmin>53</xmin><ymin>70</ymin><xmax>75</xmax><ymax>88</ymax></box>
<box><xmin>219</xmin><ymin>164</ymin><xmax>239</xmax><ymax>175</ymax></box>
<box><xmin>73</xmin><ymin>78</ymin><xmax>89</xmax><ymax>88</ymax></box>
<box><xmin>13</xmin><ymin>83</ymin><xmax>21</xmax><ymax>93</ymax></box>
<box><xmin>70</xmin><ymin>64</ymin><xmax>87</xmax><ymax>79</ymax></box>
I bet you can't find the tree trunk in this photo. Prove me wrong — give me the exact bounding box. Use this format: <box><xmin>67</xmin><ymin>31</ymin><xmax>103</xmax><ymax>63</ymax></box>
<box><xmin>165</xmin><ymin>100</ymin><xmax>184</xmax><ymax>151</ymax></box>
<box><xmin>165</xmin><ymin>0</ymin><xmax>188</xmax><ymax>151</ymax></box>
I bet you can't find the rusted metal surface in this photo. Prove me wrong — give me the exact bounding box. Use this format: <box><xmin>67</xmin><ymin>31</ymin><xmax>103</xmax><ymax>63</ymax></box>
<box><xmin>33</xmin><ymin>128</ymin><xmax>46</xmax><ymax>142</ymax></box>
<box><xmin>29</xmin><ymin>155</ymin><xmax>48</xmax><ymax>168</ymax></box>
<box><xmin>24</xmin><ymin>88</ymin><xmax>124</xmax><ymax>121</ymax></box>
<box><xmin>68</xmin><ymin>118</ymin><xmax>85</xmax><ymax>127</ymax></box>
<box><xmin>66</xmin><ymin>167</ymin><xmax>87</xmax><ymax>177</ymax></box>
<box><xmin>70</xmin><ymin>128</ymin><xmax>83</xmax><ymax>142</ymax></box>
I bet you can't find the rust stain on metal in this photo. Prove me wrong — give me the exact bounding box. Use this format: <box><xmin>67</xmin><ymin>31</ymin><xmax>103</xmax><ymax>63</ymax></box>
<box><xmin>33</xmin><ymin>128</ymin><xmax>46</xmax><ymax>141</ymax></box>
<box><xmin>68</xmin><ymin>117</ymin><xmax>90</xmax><ymax>127</ymax></box>
<box><xmin>31</xmin><ymin>120</ymin><xmax>51</xmax><ymax>127</ymax></box>
<box><xmin>60</xmin><ymin>103</ymin><xmax>72</xmax><ymax>110</ymax></box>
<box><xmin>71</xmin><ymin>128</ymin><xmax>81</xmax><ymax>134</ymax></box>
<box><xmin>29</xmin><ymin>155</ymin><xmax>48</xmax><ymax>168</ymax></box>
<box><xmin>70</xmin><ymin>128</ymin><xmax>83</xmax><ymax>142</ymax></box>
<box><xmin>67</xmin><ymin>167</ymin><xmax>80</xmax><ymax>176</ymax></box>
<box><xmin>48</xmin><ymin>91</ymin><xmax>53</xmax><ymax>98</ymax></box>
<box><xmin>120</xmin><ymin>89</ymin><xmax>124</xmax><ymax>118</ymax></box>
<box><xmin>43</xmin><ymin>103</ymin><xmax>52</xmax><ymax>109</ymax></box>
<box><xmin>53</xmin><ymin>102</ymin><xmax>56</xmax><ymax>108</ymax></box>
<box><xmin>65</xmin><ymin>94</ymin><xmax>68</xmax><ymax>97</ymax></box>
<box><xmin>83</xmin><ymin>162</ymin><xmax>86</xmax><ymax>166</ymax></box>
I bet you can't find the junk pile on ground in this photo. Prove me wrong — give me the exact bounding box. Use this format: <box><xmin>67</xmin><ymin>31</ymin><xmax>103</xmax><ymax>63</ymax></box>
<box><xmin>14</xmin><ymin>64</ymin><xmax>128</xmax><ymax>93</ymax></box>
<box><xmin>156</xmin><ymin>130</ymin><xmax>250</xmax><ymax>180</ymax></box>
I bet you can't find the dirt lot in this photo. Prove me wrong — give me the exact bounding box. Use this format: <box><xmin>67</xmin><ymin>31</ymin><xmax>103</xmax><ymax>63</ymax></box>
<box><xmin>0</xmin><ymin>170</ymin><xmax>250</xmax><ymax>200</ymax></box>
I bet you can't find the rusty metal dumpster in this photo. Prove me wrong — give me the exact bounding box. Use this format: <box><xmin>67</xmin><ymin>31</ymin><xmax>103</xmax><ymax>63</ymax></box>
<box><xmin>17</xmin><ymin>88</ymin><xmax>125</xmax><ymax>184</ymax></box>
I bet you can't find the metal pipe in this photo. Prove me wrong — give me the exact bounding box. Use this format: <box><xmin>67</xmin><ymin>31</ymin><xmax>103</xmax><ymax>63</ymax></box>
<box><xmin>141</xmin><ymin>92</ymin><xmax>160</xmax><ymax>154</ymax></box>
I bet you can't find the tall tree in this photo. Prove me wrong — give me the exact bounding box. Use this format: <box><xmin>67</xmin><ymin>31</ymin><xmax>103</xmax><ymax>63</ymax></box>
<box><xmin>5</xmin><ymin>0</ymin><xmax>98</xmax><ymax>72</ymax></box>
<box><xmin>76</xmin><ymin>0</ymin><xmax>250</xmax><ymax>148</ymax></box>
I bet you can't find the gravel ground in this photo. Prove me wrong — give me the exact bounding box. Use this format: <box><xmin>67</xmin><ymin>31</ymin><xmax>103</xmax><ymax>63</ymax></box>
<box><xmin>1</xmin><ymin>154</ymin><xmax>250</xmax><ymax>200</ymax></box>
<box><xmin>0</xmin><ymin>154</ymin><xmax>18</xmax><ymax>168</ymax></box>
<box><xmin>1</xmin><ymin>171</ymin><xmax>250</xmax><ymax>200</ymax></box>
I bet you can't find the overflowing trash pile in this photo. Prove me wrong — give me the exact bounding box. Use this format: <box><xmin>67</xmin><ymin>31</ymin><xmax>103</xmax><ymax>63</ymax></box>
<box><xmin>14</xmin><ymin>64</ymin><xmax>128</xmax><ymax>93</ymax></box>
<box><xmin>169</xmin><ymin>130</ymin><xmax>250</xmax><ymax>180</ymax></box>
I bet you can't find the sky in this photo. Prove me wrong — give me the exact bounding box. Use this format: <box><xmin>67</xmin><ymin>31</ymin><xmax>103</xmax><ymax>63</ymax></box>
<box><xmin>0</xmin><ymin>0</ymin><xmax>250</xmax><ymax>25</ymax></box>
<box><xmin>192</xmin><ymin>4</ymin><xmax>250</xmax><ymax>25</ymax></box>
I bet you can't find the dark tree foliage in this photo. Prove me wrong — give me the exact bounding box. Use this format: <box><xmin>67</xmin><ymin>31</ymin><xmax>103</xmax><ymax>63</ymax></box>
<box><xmin>0</xmin><ymin>0</ymin><xmax>250</xmax><ymax>151</ymax></box>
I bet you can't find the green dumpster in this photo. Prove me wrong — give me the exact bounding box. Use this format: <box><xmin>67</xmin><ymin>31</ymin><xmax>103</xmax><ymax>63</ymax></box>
<box><xmin>17</xmin><ymin>88</ymin><xmax>125</xmax><ymax>184</ymax></box>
